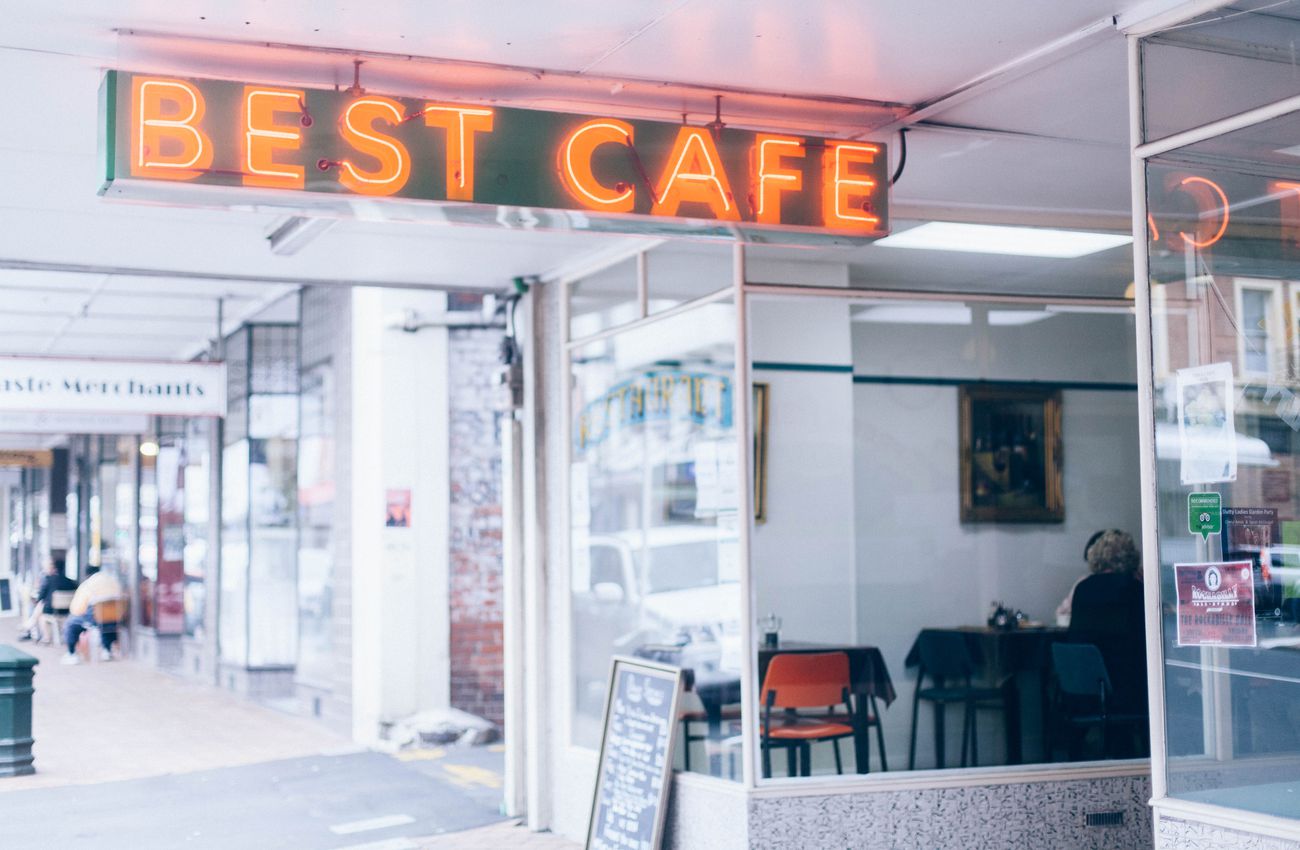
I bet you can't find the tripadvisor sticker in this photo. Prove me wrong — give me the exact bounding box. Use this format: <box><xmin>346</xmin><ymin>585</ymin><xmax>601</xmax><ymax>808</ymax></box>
<box><xmin>1188</xmin><ymin>492</ymin><xmax>1222</xmax><ymax>540</ymax></box>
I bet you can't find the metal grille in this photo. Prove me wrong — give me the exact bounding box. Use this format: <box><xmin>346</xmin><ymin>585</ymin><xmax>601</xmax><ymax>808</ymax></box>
<box><xmin>1085</xmin><ymin>811</ymin><xmax>1125</xmax><ymax>828</ymax></box>
<box><xmin>300</xmin><ymin>287</ymin><xmax>344</xmax><ymax>369</ymax></box>
<box><xmin>250</xmin><ymin>324</ymin><xmax>300</xmax><ymax>395</ymax></box>
<box><xmin>225</xmin><ymin>326</ymin><xmax>250</xmax><ymax>403</ymax></box>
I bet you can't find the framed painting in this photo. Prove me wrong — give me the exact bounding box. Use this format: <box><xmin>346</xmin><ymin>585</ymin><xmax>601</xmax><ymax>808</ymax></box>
<box><xmin>959</xmin><ymin>384</ymin><xmax>1063</xmax><ymax>523</ymax></box>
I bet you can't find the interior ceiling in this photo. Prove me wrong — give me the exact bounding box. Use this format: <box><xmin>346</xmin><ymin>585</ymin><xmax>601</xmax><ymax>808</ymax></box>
<box><xmin>0</xmin><ymin>0</ymin><xmax>1224</xmax><ymax>369</ymax></box>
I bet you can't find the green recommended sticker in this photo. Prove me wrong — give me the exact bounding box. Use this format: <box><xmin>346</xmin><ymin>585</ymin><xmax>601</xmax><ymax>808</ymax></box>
<box><xmin>1188</xmin><ymin>492</ymin><xmax>1222</xmax><ymax>540</ymax></box>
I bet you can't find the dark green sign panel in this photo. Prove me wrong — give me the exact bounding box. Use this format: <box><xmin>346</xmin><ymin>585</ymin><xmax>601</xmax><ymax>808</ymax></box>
<box><xmin>99</xmin><ymin>70</ymin><xmax>889</xmax><ymax>244</ymax></box>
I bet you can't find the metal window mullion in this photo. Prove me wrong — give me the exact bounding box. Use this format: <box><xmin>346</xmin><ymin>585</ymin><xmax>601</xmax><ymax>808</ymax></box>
<box><xmin>733</xmin><ymin>245</ymin><xmax>758</xmax><ymax>791</ymax></box>
<box><xmin>1129</xmin><ymin>32</ymin><xmax>1170</xmax><ymax>803</ymax></box>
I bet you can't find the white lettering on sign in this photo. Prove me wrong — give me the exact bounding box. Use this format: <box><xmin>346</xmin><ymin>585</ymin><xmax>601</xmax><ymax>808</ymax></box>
<box><xmin>0</xmin><ymin>357</ymin><xmax>225</xmax><ymax>417</ymax></box>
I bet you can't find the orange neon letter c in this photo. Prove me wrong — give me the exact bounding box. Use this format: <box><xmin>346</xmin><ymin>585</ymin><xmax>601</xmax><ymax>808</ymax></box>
<box><xmin>559</xmin><ymin>119</ymin><xmax>635</xmax><ymax>212</ymax></box>
<box><xmin>1172</xmin><ymin>175</ymin><xmax>1230</xmax><ymax>249</ymax></box>
<box><xmin>131</xmin><ymin>77</ymin><xmax>213</xmax><ymax>181</ymax></box>
<box><xmin>338</xmin><ymin>97</ymin><xmax>410</xmax><ymax>196</ymax></box>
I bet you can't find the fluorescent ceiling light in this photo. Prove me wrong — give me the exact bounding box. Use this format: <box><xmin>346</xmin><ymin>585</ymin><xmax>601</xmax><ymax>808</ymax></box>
<box><xmin>851</xmin><ymin>305</ymin><xmax>1050</xmax><ymax>326</ymax></box>
<box><xmin>1276</xmin><ymin>143</ymin><xmax>1300</xmax><ymax>157</ymax></box>
<box><xmin>875</xmin><ymin>222</ymin><xmax>1132</xmax><ymax>258</ymax></box>
<box><xmin>853</xmin><ymin>305</ymin><xmax>971</xmax><ymax>325</ymax></box>
<box><xmin>988</xmin><ymin>310</ymin><xmax>1050</xmax><ymax>326</ymax></box>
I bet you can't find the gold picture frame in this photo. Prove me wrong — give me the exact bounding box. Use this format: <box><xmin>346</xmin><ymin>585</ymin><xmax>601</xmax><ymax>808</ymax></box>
<box><xmin>753</xmin><ymin>382</ymin><xmax>770</xmax><ymax>523</ymax></box>
<box><xmin>959</xmin><ymin>384</ymin><xmax>1063</xmax><ymax>523</ymax></box>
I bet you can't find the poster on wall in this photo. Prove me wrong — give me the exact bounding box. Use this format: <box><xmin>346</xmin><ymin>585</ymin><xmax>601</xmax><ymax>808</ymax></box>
<box><xmin>1175</xmin><ymin>561</ymin><xmax>1257</xmax><ymax>647</ymax></box>
<box><xmin>385</xmin><ymin>489</ymin><xmax>411</xmax><ymax>528</ymax></box>
<box><xmin>1176</xmin><ymin>362</ymin><xmax>1237</xmax><ymax>485</ymax></box>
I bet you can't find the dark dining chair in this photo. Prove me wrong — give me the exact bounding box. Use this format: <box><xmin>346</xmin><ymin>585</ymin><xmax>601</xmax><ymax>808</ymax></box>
<box><xmin>1049</xmin><ymin>642</ymin><xmax>1148</xmax><ymax>760</ymax></box>
<box><xmin>907</xmin><ymin>631</ymin><xmax>1005</xmax><ymax>769</ymax></box>
<box><xmin>760</xmin><ymin>651</ymin><xmax>868</xmax><ymax>777</ymax></box>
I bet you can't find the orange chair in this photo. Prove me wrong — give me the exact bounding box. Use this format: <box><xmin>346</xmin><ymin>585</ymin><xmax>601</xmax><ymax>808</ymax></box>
<box><xmin>760</xmin><ymin>651</ymin><xmax>857</xmax><ymax>778</ymax></box>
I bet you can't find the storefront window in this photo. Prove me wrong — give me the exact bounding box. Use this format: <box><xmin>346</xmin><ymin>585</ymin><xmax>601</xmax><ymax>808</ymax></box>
<box><xmin>137</xmin><ymin>438</ymin><xmax>158</xmax><ymax>629</ymax></box>
<box><xmin>1144</xmin><ymin>113</ymin><xmax>1300</xmax><ymax>817</ymax></box>
<box><xmin>746</xmin><ymin>288</ymin><xmax>1145</xmax><ymax>780</ymax></box>
<box><xmin>297</xmin><ymin>363</ymin><xmax>334</xmax><ymax>686</ymax></box>
<box><xmin>568</xmin><ymin>296</ymin><xmax>741</xmax><ymax>779</ymax></box>
<box><xmin>219</xmin><ymin>322</ymin><xmax>300</xmax><ymax>669</ymax></box>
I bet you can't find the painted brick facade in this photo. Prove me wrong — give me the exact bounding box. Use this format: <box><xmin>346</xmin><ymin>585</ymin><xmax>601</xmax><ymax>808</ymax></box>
<box><xmin>448</xmin><ymin>326</ymin><xmax>506</xmax><ymax>726</ymax></box>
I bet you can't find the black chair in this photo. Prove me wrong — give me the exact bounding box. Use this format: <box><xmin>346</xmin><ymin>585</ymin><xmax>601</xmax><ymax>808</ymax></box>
<box><xmin>907</xmin><ymin>631</ymin><xmax>1005</xmax><ymax>769</ymax></box>
<box><xmin>1049</xmin><ymin>642</ymin><xmax>1147</xmax><ymax>760</ymax></box>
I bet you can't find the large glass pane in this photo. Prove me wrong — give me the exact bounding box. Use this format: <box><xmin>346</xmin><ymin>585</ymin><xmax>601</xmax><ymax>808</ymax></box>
<box><xmin>646</xmin><ymin>243</ymin><xmax>732</xmax><ymax>314</ymax></box>
<box><xmin>1141</xmin><ymin>1</ymin><xmax>1300</xmax><ymax>145</ymax></box>
<box><xmin>569</xmin><ymin>256</ymin><xmax>640</xmax><ymax>339</ymax></box>
<box><xmin>297</xmin><ymin>363</ymin><xmax>334</xmax><ymax>686</ymax></box>
<box><xmin>569</xmin><ymin>299</ymin><xmax>741</xmax><ymax>779</ymax></box>
<box><xmin>747</xmin><ymin>291</ymin><xmax>1145</xmax><ymax>781</ymax></box>
<box><xmin>1146</xmin><ymin>113</ymin><xmax>1300</xmax><ymax>817</ymax></box>
<box><xmin>182</xmin><ymin>418</ymin><xmax>212</xmax><ymax>639</ymax></box>
<box><xmin>219</xmin><ymin>439</ymin><xmax>250</xmax><ymax>666</ymax></box>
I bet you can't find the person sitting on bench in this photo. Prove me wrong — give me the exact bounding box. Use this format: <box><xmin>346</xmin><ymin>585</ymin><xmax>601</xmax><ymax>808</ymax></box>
<box><xmin>61</xmin><ymin>568</ymin><xmax>124</xmax><ymax>666</ymax></box>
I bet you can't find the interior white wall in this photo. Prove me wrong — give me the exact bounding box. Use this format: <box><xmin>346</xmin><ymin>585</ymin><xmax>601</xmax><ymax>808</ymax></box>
<box><xmin>850</xmin><ymin>310</ymin><xmax>1141</xmax><ymax>767</ymax></box>
<box><xmin>350</xmin><ymin>287</ymin><xmax>451</xmax><ymax>744</ymax></box>
<box><xmin>750</xmin><ymin>298</ymin><xmax>857</xmax><ymax>643</ymax></box>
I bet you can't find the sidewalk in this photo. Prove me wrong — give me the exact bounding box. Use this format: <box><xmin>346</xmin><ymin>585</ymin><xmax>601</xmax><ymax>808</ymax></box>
<box><xmin>418</xmin><ymin>820</ymin><xmax>580</xmax><ymax>849</ymax></box>
<box><xmin>1</xmin><ymin>638</ymin><xmax>346</xmax><ymax>791</ymax></box>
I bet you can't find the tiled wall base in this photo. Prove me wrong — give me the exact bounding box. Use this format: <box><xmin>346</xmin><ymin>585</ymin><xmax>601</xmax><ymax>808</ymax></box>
<box><xmin>742</xmin><ymin>774</ymin><xmax>1153</xmax><ymax>850</ymax></box>
<box><xmin>1156</xmin><ymin>813</ymin><xmax>1300</xmax><ymax>850</ymax></box>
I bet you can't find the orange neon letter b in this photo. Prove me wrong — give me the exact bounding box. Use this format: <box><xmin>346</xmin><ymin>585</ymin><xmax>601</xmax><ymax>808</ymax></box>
<box><xmin>339</xmin><ymin>97</ymin><xmax>410</xmax><ymax>196</ymax></box>
<box><xmin>559</xmin><ymin>119</ymin><xmax>635</xmax><ymax>212</ymax></box>
<box><xmin>242</xmin><ymin>86</ymin><xmax>306</xmax><ymax>190</ymax></box>
<box><xmin>131</xmin><ymin>77</ymin><xmax>213</xmax><ymax>181</ymax></box>
<box><xmin>652</xmin><ymin>127</ymin><xmax>740</xmax><ymax>221</ymax></box>
<box><xmin>752</xmin><ymin>134</ymin><xmax>805</xmax><ymax>224</ymax></box>
<box><xmin>822</xmin><ymin>142</ymin><xmax>880</xmax><ymax>231</ymax></box>
<box><xmin>423</xmin><ymin>104</ymin><xmax>495</xmax><ymax>202</ymax></box>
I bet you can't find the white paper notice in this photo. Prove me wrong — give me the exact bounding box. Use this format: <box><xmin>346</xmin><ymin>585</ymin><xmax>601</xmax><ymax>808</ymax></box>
<box><xmin>1176</xmin><ymin>362</ymin><xmax>1237</xmax><ymax>485</ymax></box>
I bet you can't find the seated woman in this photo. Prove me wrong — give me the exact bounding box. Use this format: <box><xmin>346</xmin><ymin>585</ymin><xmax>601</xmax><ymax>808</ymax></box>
<box><xmin>1067</xmin><ymin>529</ymin><xmax>1147</xmax><ymax>715</ymax></box>
<box><xmin>61</xmin><ymin>568</ymin><xmax>125</xmax><ymax>665</ymax></box>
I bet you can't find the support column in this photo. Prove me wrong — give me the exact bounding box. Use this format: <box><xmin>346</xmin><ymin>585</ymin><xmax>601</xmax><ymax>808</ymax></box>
<box><xmin>350</xmin><ymin>288</ymin><xmax>451</xmax><ymax>745</ymax></box>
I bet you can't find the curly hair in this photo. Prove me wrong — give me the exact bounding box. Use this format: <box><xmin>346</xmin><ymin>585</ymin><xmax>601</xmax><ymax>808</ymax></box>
<box><xmin>1086</xmin><ymin>529</ymin><xmax>1140</xmax><ymax>576</ymax></box>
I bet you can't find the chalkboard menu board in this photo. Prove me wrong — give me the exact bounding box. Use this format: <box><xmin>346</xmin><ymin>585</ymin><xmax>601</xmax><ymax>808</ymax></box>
<box><xmin>586</xmin><ymin>657</ymin><xmax>684</xmax><ymax>850</ymax></box>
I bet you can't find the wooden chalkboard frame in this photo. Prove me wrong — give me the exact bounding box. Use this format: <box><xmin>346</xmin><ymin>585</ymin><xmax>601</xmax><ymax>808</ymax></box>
<box><xmin>585</xmin><ymin>656</ymin><xmax>686</xmax><ymax>850</ymax></box>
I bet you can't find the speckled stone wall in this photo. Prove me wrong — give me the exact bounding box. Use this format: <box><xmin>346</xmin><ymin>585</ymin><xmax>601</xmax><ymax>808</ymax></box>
<box><xmin>746</xmin><ymin>774</ymin><xmax>1153</xmax><ymax>850</ymax></box>
<box><xmin>665</xmin><ymin>778</ymin><xmax>750</xmax><ymax>850</ymax></box>
<box><xmin>1156</xmin><ymin>815</ymin><xmax>1300</xmax><ymax>850</ymax></box>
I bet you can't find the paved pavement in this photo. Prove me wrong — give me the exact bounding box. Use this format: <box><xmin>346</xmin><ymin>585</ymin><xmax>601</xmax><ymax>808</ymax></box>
<box><xmin>4</xmin><ymin>639</ymin><xmax>344</xmax><ymax>791</ymax></box>
<box><xmin>0</xmin><ymin>640</ymin><xmax>520</xmax><ymax>848</ymax></box>
<box><xmin>418</xmin><ymin>821</ymin><xmax>580</xmax><ymax>848</ymax></box>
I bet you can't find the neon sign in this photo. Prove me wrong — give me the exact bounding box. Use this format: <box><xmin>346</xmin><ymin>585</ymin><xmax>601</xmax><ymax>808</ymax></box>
<box><xmin>101</xmin><ymin>71</ymin><xmax>890</xmax><ymax>239</ymax></box>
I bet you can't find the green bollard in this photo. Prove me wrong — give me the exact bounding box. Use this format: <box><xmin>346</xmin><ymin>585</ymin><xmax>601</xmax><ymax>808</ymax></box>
<box><xmin>0</xmin><ymin>645</ymin><xmax>37</xmax><ymax>776</ymax></box>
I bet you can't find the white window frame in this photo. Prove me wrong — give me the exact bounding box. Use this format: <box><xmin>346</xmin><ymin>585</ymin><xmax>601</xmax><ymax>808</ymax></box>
<box><xmin>557</xmin><ymin>249</ymin><xmax>1148</xmax><ymax>796</ymax></box>
<box><xmin>1233</xmin><ymin>278</ymin><xmax>1284</xmax><ymax>379</ymax></box>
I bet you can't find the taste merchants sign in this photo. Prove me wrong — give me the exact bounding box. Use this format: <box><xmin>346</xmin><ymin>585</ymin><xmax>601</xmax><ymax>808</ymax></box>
<box><xmin>0</xmin><ymin>357</ymin><xmax>225</xmax><ymax>417</ymax></box>
<box><xmin>1175</xmin><ymin>561</ymin><xmax>1257</xmax><ymax>648</ymax></box>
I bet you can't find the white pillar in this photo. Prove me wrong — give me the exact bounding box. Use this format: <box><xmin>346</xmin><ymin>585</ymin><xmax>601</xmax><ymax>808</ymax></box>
<box><xmin>351</xmin><ymin>287</ymin><xmax>451</xmax><ymax>744</ymax></box>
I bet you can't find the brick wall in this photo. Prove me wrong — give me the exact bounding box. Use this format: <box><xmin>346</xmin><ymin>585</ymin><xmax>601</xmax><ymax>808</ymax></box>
<box><xmin>448</xmin><ymin>326</ymin><xmax>506</xmax><ymax>726</ymax></box>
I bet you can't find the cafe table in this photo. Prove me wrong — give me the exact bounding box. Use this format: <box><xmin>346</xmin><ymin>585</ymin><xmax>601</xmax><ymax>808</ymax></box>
<box><xmin>904</xmin><ymin>625</ymin><xmax>1065</xmax><ymax>765</ymax></box>
<box><xmin>637</xmin><ymin>641</ymin><xmax>897</xmax><ymax>776</ymax></box>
